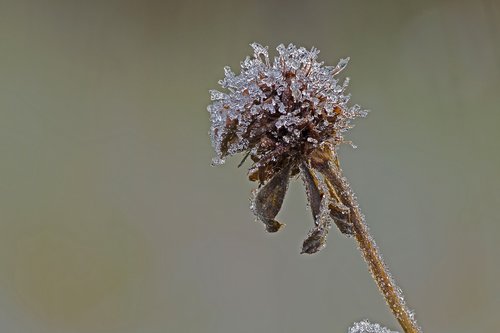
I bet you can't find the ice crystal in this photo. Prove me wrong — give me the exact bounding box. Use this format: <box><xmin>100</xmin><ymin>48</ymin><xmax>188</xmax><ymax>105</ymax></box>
<box><xmin>348</xmin><ymin>320</ymin><xmax>399</xmax><ymax>333</ymax></box>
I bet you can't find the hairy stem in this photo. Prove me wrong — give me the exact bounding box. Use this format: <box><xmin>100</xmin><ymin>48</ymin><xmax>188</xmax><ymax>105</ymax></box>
<box><xmin>312</xmin><ymin>155</ymin><xmax>422</xmax><ymax>333</ymax></box>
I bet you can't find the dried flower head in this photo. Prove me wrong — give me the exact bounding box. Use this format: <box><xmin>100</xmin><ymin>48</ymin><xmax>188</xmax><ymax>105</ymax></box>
<box><xmin>207</xmin><ymin>45</ymin><xmax>422</xmax><ymax>333</ymax></box>
<box><xmin>208</xmin><ymin>43</ymin><xmax>368</xmax><ymax>253</ymax></box>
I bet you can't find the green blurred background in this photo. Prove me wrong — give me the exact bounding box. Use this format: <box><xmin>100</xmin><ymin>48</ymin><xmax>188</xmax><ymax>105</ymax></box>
<box><xmin>1</xmin><ymin>0</ymin><xmax>499</xmax><ymax>332</ymax></box>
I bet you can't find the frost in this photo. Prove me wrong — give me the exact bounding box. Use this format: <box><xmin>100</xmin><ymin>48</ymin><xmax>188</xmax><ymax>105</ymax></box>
<box><xmin>209</xmin><ymin>89</ymin><xmax>226</xmax><ymax>101</ymax></box>
<box><xmin>275</xmin><ymin>113</ymin><xmax>300</xmax><ymax>129</ymax></box>
<box><xmin>277</xmin><ymin>102</ymin><xmax>286</xmax><ymax>114</ymax></box>
<box><xmin>250</xmin><ymin>42</ymin><xmax>270</xmax><ymax>66</ymax></box>
<box><xmin>207</xmin><ymin>42</ymin><xmax>367</xmax><ymax>165</ymax></box>
<box><xmin>348</xmin><ymin>320</ymin><xmax>399</xmax><ymax>333</ymax></box>
<box><xmin>290</xmin><ymin>80</ymin><xmax>302</xmax><ymax>100</ymax></box>
<box><xmin>333</xmin><ymin>57</ymin><xmax>350</xmax><ymax>75</ymax></box>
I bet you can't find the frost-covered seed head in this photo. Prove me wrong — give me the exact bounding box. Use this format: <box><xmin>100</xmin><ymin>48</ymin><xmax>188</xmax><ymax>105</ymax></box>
<box><xmin>208</xmin><ymin>42</ymin><xmax>367</xmax><ymax>179</ymax></box>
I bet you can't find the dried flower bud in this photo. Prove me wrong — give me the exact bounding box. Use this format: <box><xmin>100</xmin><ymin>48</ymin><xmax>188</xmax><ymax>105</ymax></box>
<box><xmin>208</xmin><ymin>43</ymin><xmax>368</xmax><ymax>253</ymax></box>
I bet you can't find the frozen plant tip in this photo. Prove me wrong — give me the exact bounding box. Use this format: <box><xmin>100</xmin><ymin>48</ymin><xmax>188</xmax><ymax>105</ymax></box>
<box><xmin>207</xmin><ymin>43</ymin><xmax>422</xmax><ymax>333</ymax></box>
<box><xmin>348</xmin><ymin>320</ymin><xmax>399</xmax><ymax>333</ymax></box>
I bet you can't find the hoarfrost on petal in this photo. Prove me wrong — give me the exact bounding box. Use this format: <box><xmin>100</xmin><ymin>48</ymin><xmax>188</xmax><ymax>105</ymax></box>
<box><xmin>277</xmin><ymin>102</ymin><xmax>286</xmax><ymax>114</ymax></box>
<box><xmin>342</xmin><ymin>77</ymin><xmax>351</xmax><ymax>89</ymax></box>
<box><xmin>223</xmin><ymin>66</ymin><xmax>234</xmax><ymax>77</ymax></box>
<box><xmin>308</xmin><ymin>47</ymin><xmax>320</xmax><ymax>60</ymax></box>
<box><xmin>211</xmin><ymin>156</ymin><xmax>225</xmax><ymax>166</ymax></box>
<box><xmin>340</xmin><ymin>93</ymin><xmax>352</xmax><ymax>105</ymax></box>
<box><xmin>333</xmin><ymin>57</ymin><xmax>350</xmax><ymax>75</ymax></box>
<box><xmin>275</xmin><ymin>44</ymin><xmax>287</xmax><ymax>58</ymax></box>
<box><xmin>209</xmin><ymin>89</ymin><xmax>226</xmax><ymax>101</ymax></box>
<box><xmin>290</xmin><ymin>80</ymin><xmax>302</xmax><ymax>100</ymax></box>
<box><xmin>262</xmin><ymin>102</ymin><xmax>276</xmax><ymax>114</ymax></box>
<box><xmin>250</xmin><ymin>42</ymin><xmax>270</xmax><ymax>65</ymax></box>
<box><xmin>241</xmin><ymin>56</ymin><xmax>253</xmax><ymax>70</ymax></box>
<box><xmin>275</xmin><ymin>113</ymin><xmax>302</xmax><ymax>130</ymax></box>
<box><xmin>250</xmin><ymin>105</ymin><xmax>260</xmax><ymax>115</ymax></box>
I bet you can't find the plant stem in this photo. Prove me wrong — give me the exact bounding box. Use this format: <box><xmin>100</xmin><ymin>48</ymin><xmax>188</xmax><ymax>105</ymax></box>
<box><xmin>312</xmin><ymin>156</ymin><xmax>422</xmax><ymax>333</ymax></box>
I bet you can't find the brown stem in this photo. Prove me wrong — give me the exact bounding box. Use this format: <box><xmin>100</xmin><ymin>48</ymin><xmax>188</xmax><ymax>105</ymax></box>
<box><xmin>311</xmin><ymin>154</ymin><xmax>422</xmax><ymax>333</ymax></box>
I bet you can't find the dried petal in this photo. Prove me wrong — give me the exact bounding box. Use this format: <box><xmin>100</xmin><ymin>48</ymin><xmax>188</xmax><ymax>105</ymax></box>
<box><xmin>300</xmin><ymin>162</ymin><xmax>322</xmax><ymax>222</ymax></box>
<box><xmin>301</xmin><ymin>226</ymin><xmax>330</xmax><ymax>254</ymax></box>
<box><xmin>329</xmin><ymin>200</ymin><xmax>353</xmax><ymax>235</ymax></box>
<box><xmin>301</xmin><ymin>171</ymin><xmax>333</xmax><ymax>254</ymax></box>
<box><xmin>251</xmin><ymin>163</ymin><xmax>291</xmax><ymax>232</ymax></box>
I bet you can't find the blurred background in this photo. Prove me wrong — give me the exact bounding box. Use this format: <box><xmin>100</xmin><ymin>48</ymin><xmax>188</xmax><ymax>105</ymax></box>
<box><xmin>0</xmin><ymin>0</ymin><xmax>499</xmax><ymax>332</ymax></box>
